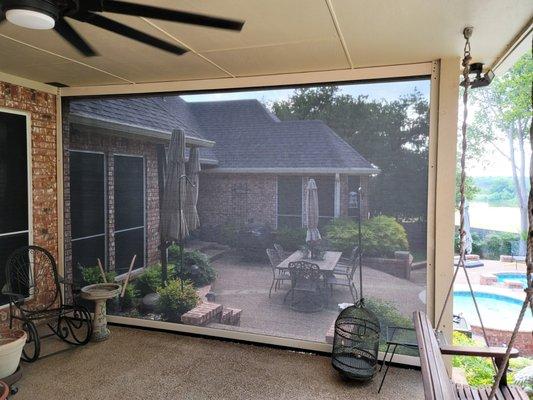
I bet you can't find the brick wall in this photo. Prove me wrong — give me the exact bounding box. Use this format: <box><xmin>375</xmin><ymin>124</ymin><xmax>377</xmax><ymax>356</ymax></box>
<box><xmin>63</xmin><ymin>118</ymin><xmax>160</xmax><ymax>286</ymax></box>
<box><xmin>197</xmin><ymin>173</ymin><xmax>370</xmax><ymax>233</ymax></box>
<box><xmin>471</xmin><ymin>326</ymin><xmax>533</xmax><ymax>357</ymax></box>
<box><xmin>198</xmin><ymin>173</ymin><xmax>277</xmax><ymax>229</ymax></box>
<box><xmin>0</xmin><ymin>81</ymin><xmax>58</xmax><ymax>327</ymax></box>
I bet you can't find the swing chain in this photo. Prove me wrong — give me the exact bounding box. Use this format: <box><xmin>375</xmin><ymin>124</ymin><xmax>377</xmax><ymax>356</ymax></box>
<box><xmin>436</xmin><ymin>29</ymin><xmax>494</xmax><ymax>359</ymax></box>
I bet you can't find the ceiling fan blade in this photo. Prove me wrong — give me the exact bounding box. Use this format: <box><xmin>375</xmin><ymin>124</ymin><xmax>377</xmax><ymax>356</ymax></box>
<box><xmin>74</xmin><ymin>12</ymin><xmax>187</xmax><ymax>56</ymax></box>
<box><xmin>54</xmin><ymin>19</ymin><xmax>98</xmax><ymax>57</ymax></box>
<box><xmin>100</xmin><ymin>0</ymin><xmax>244</xmax><ymax>31</ymax></box>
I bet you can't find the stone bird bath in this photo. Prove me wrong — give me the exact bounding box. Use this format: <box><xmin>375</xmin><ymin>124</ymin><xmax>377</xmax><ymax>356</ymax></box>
<box><xmin>81</xmin><ymin>283</ymin><xmax>121</xmax><ymax>341</ymax></box>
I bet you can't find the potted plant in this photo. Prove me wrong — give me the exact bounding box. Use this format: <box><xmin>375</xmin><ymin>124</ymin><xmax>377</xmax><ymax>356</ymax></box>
<box><xmin>0</xmin><ymin>329</ymin><xmax>26</xmax><ymax>379</ymax></box>
<box><xmin>300</xmin><ymin>240</ymin><xmax>325</xmax><ymax>260</ymax></box>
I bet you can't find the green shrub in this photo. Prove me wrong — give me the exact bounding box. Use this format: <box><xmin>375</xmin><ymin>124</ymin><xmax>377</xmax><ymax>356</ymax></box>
<box><xmin>81</xmin><ymin>266</ymin><xmax>116</xmax><ymax>285</ymax></box>
<box><xmin>219</xmin><ymin>222</ymin><xmax>239</xmax><ymax>247</ymax></box>
<box><xmin>452</xmin><ymin>331</ymin><xmax>533</xmax><ymax>388</ymax></box>
<box><xmin>454</xmin><ymin>231</ymin><xmax>483</xmax><ymax>256</ymax></box>
<box><xmin>156</xmin><ymin>279</ymin><xmax>199</xmax><ymax>322</ymax></box>
<box><xmin>452</xmin><ymin>332</ymin><xmax>497</xmax><ymax>386</ymax></box>
<box><xmin>483</xmin><ymin>232</ymin><xmax>520</xmax><ymax>259</ymax></box>
<box><xmin>134</xmin><ymin>264</ymin><xmax>175</xmax><ymax>297</ymax></box>
<box><xmin>119</xmin><ymin>284</ymin><xmax>140</xmax><ymax>310</ymax></box>
<box><xmin>168</xmin><ymin>247</ymin><xmax>216</xmax><ymax>287</ymax></box>
<box><xmin>326</xmin><ymin>219</ymin><xmax>359</xmax><ymax>254</ymax></box>
<box><xmin>364</xmin><ymin>298</ymin><xmax>417</xmax><ymax>355</ymax></box>
<box><xmin>326</xmin><ymin>216</ymin><xmax>409</xmax><ymax>257</ymax></box>
<box><xmin>365</xmin><ymin>298</ymin><xmax>412</xmax><ymax>330</ymax></box>
<box><xmin>274</xmin><ymin>227</ymin><xmax>306</xmax><ymax>251</ymax></box>
<box><xmin>200</xmin><ymin>222</ymin><xmax>238</xmax><ymax>247</ymax></box>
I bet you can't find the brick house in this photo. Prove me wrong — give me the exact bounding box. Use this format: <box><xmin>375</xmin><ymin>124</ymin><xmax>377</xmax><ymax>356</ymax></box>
<box><xmin>0</xmin><ymin>82</ymin><xmax>58</xmax><ymax>326</ymax></box>
<box><xmin>63</xmin><ymin>95</ymin><xmax>378</xmax><ymax>280</ymax></box>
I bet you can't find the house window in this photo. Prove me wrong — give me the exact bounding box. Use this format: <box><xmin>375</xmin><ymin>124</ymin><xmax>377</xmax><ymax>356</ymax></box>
<box><xmin>277</xmin><ymin>175</ymin><xmax>335</xmax><ymax>229</ymax></box>
<box><xmin>0</xmin><ymin>111</ymin><xmax>29</xmax><ymax>305</ymax></box>
<box><xmin>70</xmin><ymin>151</ymin><xmax>106</xmax><ymax>283</ymax></box>
<box><xmin>114</xmin><ymin>155</ymin><xmax>145</xmax><ymax>274</ymax></box>
<box><xmin>277</xmin><ymin>176</ymin><xmax>303</xmax><ymax>228</ymax></box>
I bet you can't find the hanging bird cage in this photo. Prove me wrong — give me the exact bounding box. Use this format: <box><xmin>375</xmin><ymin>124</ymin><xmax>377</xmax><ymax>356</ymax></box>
<box><xmin>331</xmin><ymin>302</ymin><xmax>380</xmax><ymax>381</ymax></box>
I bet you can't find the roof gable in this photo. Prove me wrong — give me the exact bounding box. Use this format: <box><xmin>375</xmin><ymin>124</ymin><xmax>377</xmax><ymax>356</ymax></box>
<box><xmin>69</xmin><ymin>96</ymin><xmax>378</xmax><ymax>173</ymax></box>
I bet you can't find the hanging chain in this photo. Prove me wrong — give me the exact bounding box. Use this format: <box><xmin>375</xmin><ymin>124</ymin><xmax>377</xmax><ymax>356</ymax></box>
<box><xmin>436</xmin><ymin>29</ymin><xmax>494</xmax><ymax>360</ymax></box>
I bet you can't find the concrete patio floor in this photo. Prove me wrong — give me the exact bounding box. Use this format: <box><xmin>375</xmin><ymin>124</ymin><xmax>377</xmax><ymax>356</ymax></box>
<box><xmin>208</xmin><ymin>251</ymin><xmax>426</xmax><ymax>343</ymax></box>
<box><xmin>17</xmin><ymin>326</ymin><xmax>423</xmax><ymax>400</ymax></box>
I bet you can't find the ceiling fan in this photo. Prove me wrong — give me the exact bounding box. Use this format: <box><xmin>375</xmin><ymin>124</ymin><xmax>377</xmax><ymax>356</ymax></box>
<box><xmin>0</xmin><ymin>0</ymin><xmax>245</xmax><ymax>57</ymax></box>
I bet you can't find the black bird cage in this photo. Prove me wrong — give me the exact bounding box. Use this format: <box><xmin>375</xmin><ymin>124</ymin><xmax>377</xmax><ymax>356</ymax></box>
<box><xmin>331</xmin><ymin>302</ymin><xmax>380</xmax><ymax>381</ymax></box>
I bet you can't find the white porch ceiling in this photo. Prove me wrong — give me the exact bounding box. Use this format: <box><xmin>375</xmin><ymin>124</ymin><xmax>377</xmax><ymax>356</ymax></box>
<box><xmin>0</xmin><ymin>0</ymin><xmax>531</xmax><ymax>88</ymax></box>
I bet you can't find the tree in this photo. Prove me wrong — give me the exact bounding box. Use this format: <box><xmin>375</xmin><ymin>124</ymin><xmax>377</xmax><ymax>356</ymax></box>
<box><xmin>271</xmin><ymin>86</ymin><xmax>430</xmax><ymax>221</ymax></box>
<box><xmin>468</xmin><ymin>53</ymin><xmax>532</xmax><ymax>251</ymax></box>
<box><xmin>455</xmin><ymin>169</ymin><xmax>479</xmax><ymax>206</ymax></box>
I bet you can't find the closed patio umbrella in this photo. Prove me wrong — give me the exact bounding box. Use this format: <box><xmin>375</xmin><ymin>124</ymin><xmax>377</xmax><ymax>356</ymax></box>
<box><xmin>464</xmin><ymin>200</ymin><xmax>473</xmax><ymax>254</ymax></box>
<box><xmin>160</xmin><ymin>129</ymin><xmax>189</xmax><ymax>282</ymax></box>
<box><xmin>185</xmin><ymin>146</ymin><xmax>201</xmax><ymax>231</ymax></box>
<box><xmin>161</xmin><ymin>128</ymin><xmax>189</xmax><ymax>242</ymax></box>
<box><xmin>305</xmin><ymin>178</ymin><xmax>321</xmax><ymax>242</ymax></box>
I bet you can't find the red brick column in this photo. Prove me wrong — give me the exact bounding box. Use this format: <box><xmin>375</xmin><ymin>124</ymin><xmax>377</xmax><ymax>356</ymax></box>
<box><xmin>0</xmin><ymin>82</ymin><xmax>58</xmax><ymax>327</ymax></box>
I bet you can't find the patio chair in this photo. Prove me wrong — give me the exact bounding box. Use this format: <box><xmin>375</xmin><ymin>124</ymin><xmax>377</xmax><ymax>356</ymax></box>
<box><xmin>266</xmin><ymin>248</ymin><xmax>291</xmax><ymax>298</ymax></box>
<box><xmin>273</xmin><ymin>243</ymin><xmax>289</xmax><ymax>260</ymax></box>
<box><xmin>285</xmin><ymin>261</ymin><xmax>324</xmax><ymax>312</ymax></box>
<box><xmin>2</xmin><ymin>246</ymin><xmax>92</xmax><ymax>362</ymax></box>
<box><xmin>327</xmin><ymin>254</ymin><xmax>359</xmax><ymax>304</ymax></box>
<box><xmin>333</xmin><ymin>246</ymin><xmax>359</xmax><ymax>277</ymax></box>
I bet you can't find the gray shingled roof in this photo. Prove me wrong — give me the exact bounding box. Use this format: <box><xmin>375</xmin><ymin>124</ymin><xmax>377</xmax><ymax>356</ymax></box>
<box><xmin>188</xmin><ymin>100</ymin><xmax>376</xmax><ymax>172</ymax></box>
<box><xmin>69</xmin><ymin>96</ymin><xmax>217</xmax><ymax>162</ymax></box>
<box><xmin>69</xmin><ymin>96</ymin><xmax>377</xmax><ymax>173</ymax></box>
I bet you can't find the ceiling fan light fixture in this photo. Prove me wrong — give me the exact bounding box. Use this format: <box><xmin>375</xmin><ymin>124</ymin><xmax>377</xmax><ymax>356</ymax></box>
<box><xmin>5</xmin><ymin>8</ymin><xmax>55</xmax><ymax>29</ymax></box>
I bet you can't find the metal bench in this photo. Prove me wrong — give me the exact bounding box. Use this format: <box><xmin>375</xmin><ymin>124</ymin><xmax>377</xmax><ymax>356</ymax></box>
<box><xmin>413</xmin><ymin>311</ymin><xmax>528</xmax><ymax>400</ymax></box>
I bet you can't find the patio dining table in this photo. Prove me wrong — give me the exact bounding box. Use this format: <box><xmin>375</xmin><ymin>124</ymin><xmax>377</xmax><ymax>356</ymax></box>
<box><xmin>277</xmin><ymin>250</ymin><xmax>342</xmax><ymax>273</ymax></box>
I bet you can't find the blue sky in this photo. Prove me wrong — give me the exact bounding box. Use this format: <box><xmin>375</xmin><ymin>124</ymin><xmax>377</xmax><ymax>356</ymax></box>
<box><xmin>181</xmin><ymin>80</ymin><xmax>430</xmax><ymax>105</ymax></box>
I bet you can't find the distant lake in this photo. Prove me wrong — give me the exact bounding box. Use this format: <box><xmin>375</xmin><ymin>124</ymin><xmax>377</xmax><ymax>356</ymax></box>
<box><xmin>455</xmin><ymin>202</ymin><xmax>521</xmax><ymax>233</ymax></box>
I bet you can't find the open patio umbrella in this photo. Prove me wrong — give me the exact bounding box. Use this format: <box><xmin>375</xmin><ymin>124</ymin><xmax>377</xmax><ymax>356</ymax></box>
<box><xmin>305</xmin><ymin>178</ymin><xmax>321</xmax><ymax>242</ymax></box>
<box><xmin>185</xmin><ymin>146</ymin><xmax>201</xmax><ymax>231</ymax></box>
<box><xmin>160</xmin><ymin>128</ymin><xmax>189</xmax><ymax>282</ymax></box>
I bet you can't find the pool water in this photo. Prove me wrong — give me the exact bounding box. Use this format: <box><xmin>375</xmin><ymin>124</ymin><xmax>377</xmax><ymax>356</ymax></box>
<box><xmin>495</xmin><ymin>272</ymin><xmax>527</xmax><ymax>288</ymax></box>
<box><xmin>453</xmin><ymin>291</ymin><xmax>532</xmax><ymax>331</ymax></box>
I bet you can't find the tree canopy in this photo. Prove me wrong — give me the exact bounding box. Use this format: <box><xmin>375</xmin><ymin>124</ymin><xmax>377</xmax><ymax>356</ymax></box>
<box><xmin>271</xmin><ymin>85</ymin><xmax>430</xmax><ymax>220</ymax></box>
<box><xmin>466</xmin><ymin>53</ymin><xmax>532</xmax><ymax>241</ymax></box>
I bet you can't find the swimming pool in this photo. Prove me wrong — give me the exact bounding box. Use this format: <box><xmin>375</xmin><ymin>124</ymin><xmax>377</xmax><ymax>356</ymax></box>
<box><xmin>453</xmin><ymin>291</ymin><xmax>532</xmax><ymax>331</ymax></box>
<box><xmin>495</xmin><ymin>272</ymin><xmax>527</xmax><ymax>288</ymax></box>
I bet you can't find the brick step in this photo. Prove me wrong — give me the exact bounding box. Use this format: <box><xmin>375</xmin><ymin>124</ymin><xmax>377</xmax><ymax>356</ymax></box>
<box><xmin>181</xmin><ymin>302</ymin><xmax>223</xmax><ymax>326</ymax></box>
<box><xmin>219</xmin><ymin>307</ymin><xmax>242</xmax><ymax>326</ymax></box>
<box><xmin>180</xmin><ymin>302</ymin><xmax>241</xmax><ymax>327</ymax></box>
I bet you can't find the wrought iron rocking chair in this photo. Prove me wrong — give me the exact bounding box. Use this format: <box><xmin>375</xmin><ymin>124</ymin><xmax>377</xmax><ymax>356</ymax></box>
<box><xmin>2</xmin><ymin>246</ymin><xmax>92</xmax><ymax>362</ymax></box>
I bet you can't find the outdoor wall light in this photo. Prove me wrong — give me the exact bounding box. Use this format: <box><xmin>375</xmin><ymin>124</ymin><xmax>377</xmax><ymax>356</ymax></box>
<box><xmin>461</xmin><ymin>62</ymin><xmax>495</xmax><ymax>88</ymax></box>
<box><xmin>2</xmin><ymin>0</ymin><xmax>58</xmax><ymax>30</ymax></box>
